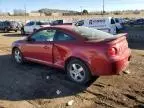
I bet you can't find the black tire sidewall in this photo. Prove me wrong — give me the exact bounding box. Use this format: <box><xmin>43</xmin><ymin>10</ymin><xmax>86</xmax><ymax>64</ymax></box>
<box><xmin>66</xmin><ymin>59</ymin><xmax>91</xmax><ymax>84</ymax></box>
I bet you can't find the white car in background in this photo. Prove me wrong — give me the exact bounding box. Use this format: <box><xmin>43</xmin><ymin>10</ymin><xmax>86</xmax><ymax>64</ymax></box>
<box><xmin>21</xmin><ymin>21</ymin><xmax>50</xmax><ymax>35</ymax></box>
<box><xmin>74</xmin><ymin>17</ymin><xmax>123</xmax><ymax>35</ymax></box>
<box><xmin>114</xmin><ymin>18</ymin><xmax>123</xmax><ymax>30</ymax></box>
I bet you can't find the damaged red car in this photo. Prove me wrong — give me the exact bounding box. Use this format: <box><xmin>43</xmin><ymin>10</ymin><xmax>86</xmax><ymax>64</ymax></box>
<box><xmin>12</xmin><ymin>25</ymin><xmax>131</xmax><ymax>84</ymax></box>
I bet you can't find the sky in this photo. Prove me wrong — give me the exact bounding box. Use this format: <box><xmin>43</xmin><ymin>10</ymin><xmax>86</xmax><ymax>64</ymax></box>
<box><xmin>0</xmin><ymin>0</ymin><xmax>144</xmax><ymax>13</ymax></box>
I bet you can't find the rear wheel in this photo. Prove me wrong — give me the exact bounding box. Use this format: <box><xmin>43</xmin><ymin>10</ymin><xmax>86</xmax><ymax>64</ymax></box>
<box><xmin>12</xmin><ymin>48</ymin><xmax>24</xmax><ymax>64</ymax></box>
<box><xmin>66</xmin><ymin>59</ymin><xmax>91</xmax><ymax>84</ymax></box>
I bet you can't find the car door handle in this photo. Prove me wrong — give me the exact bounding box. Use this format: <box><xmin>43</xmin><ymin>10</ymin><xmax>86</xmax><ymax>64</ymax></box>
<box><xmin>43</xmin><ymin>46</ymin><xmax>49</xmax><ymax>49</ymax></box>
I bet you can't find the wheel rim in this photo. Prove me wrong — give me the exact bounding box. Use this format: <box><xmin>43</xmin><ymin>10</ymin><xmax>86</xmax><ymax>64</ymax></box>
<box><xmin>14</xmin><ymin>50</ymin><xmax>22</xmax><ymax>63</ymax></box>
<box><xmin>69</xmin><ymin>63</ymin><xmax>85</xmax><ymax>82</ymax></box>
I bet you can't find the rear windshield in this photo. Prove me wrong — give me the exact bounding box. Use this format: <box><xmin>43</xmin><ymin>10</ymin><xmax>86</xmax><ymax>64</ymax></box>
<box><xmin>73</xmin><ymin>26</ymin><xmax>114</xmax><ymax>40</ymax></box>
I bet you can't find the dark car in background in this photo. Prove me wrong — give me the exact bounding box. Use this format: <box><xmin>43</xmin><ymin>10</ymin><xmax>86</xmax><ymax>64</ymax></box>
<box><xmin>50</xmin><ymin>20</ymin><xmax>72</xmax><ymax>26</ymax></box>
<box><xmin>0</xmin><ymin>21</ymin><xmax>21</xmax><ymax>32</ymax></box>
<box><xmin>129</xmin><ymin>18</ymin><xmax>144</xmax><ymax>26</ymax></box>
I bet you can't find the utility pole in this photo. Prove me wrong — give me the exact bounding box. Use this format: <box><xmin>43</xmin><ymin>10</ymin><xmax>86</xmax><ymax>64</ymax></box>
<box><xmin>80</xmin><ymin>6</ymin><xmax>83</xmax><ymax>18</ymax></box>
<box><xmin>24</xmin><ymin>4</ymin><xmax>27</xmax><ymax>24</ymax></box>
<box><xmin>102</xmin><ymin>0</ymin><xmax>105</xmax><ymax>15</ymax></box>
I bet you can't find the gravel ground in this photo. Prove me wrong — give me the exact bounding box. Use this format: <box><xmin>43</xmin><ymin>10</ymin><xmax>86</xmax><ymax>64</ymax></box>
<box><xmin>0</xmin><ymin>31</ymin><xmax>143</xmax><ymax>108</ymax></box>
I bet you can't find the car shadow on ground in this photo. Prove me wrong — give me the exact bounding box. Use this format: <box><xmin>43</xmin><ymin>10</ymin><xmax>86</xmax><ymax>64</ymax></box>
<box><xmin>2</xmin><ymin>33</ymin><xmax>25</xmax><ymax>37</ymax></box>
<box><xmin>0</xmin><ymin>54</ymin><xmax>98</xmax><ymax>101</ymax></box>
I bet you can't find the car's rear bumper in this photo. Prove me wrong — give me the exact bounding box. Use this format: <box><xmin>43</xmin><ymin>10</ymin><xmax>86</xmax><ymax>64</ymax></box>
<box><xmin>111</xmin><ymin>55</ymin><xmax>131</xmax><ymax>75</ymax></box>
<box><xmin>90</xmin><ymin>49</ymin><xmax>131</xmax><ymax>76</ymax></box>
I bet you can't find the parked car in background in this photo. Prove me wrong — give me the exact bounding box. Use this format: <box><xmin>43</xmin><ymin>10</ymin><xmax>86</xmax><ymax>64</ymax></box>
<box><xmin>129</xmin><ymin>18</ymin><xmax>144</xmax><ymax>26</ymax></box>
<box><xmin>114</xmin><ymin>18</ymin><xmax>123</xmax><ymax>30</ymax></box>
<box><xmin>0</xmin><ymin>21</ymin><xmax>21</xmax><ymax>32</ymax></box>
<box><xmin>74</xmin><ymin>17</ymin><xmax>122</xmax><ymax>35</ymax></box>
<box><xmin>21</xmin><ymin>21</ymin><xmax>50</xmax><ymax>35</ymax></box>
<box><xmin>12</xmin><ymin>25</ymin><xmax>131</xmax><ymax>84</ymax></box>
<box><xmin>50</xmin><ymin>19</ymin><xmax>72</xmax><ymax>26</ymax></box>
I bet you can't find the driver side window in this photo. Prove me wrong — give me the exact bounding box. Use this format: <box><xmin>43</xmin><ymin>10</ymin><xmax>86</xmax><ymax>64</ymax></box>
<box><xmin>31</xmin><ymin>29</ymin><xmax>56</xmax><ymax>42</ymax></box>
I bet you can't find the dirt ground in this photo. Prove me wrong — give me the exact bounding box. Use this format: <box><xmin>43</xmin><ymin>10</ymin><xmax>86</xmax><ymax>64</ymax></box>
<box><xmin>0</xmin><ymin>31</ymin><xmax>144</xmax><ymax>108</ymax></box>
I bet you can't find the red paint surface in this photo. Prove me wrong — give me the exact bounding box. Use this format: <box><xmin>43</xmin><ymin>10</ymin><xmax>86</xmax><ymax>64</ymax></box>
<box><xmin>12</xmin><ymin>25</ymin><xmax>131</xmax><ymax>76</ymax></box>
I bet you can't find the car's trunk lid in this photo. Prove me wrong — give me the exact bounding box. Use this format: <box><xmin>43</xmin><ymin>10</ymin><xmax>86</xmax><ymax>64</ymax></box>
<box><xmin>86</xmin><ymin>33</ymin><xmax>129</xmax><ymax>55</ymax></box>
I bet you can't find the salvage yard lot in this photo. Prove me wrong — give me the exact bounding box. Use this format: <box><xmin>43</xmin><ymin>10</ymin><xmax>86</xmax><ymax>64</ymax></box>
<box><xmin>0</xmin><ymin>32</ymin><xmax>144</xmax><ymax>108</ymax></box>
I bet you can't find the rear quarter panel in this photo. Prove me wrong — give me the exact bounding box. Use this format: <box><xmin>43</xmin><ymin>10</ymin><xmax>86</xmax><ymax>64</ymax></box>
<box><xmin>53</xmin><ymin>41</ymin><xmax>109</xmax><ymax>76</ymax></box>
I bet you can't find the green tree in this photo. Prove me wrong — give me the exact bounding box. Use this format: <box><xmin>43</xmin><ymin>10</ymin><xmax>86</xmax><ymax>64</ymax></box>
<box><xmin>82</xmin><ymin>9</ymin><xmax>88</xmax><ymax>15</ymax></box>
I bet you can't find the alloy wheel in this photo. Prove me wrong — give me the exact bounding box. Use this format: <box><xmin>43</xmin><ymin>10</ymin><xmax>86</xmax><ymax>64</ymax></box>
<box><xmin>69</xmin><ymin>63</ymin><xmax>85</xmax><ymax>82</ymax></box>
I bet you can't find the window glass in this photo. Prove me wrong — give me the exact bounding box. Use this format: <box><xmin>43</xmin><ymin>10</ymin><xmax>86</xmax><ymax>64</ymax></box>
<box><xmin>31</xmin><ymin>29</ymin><xmax>56</xmax><ymax>42</ymax></box>
<box><xmin>115</xmin><ymin>18</ymin><xmax>119</xmax><ymax>23</ymax></box>
<box><xmin>26</xmin><ymin>21</ymin><xmax>35</xmax><ymax>26</ymax></box>
<box><xmin>75</xmin><ymin>20</ymin><xmax>84</xmax><ymax>26</ymax></box>
<box><xmin>36</xmin><ymin>22</ymin><xmax>42</xmax><ymax>25</ymax></box>
<box><xmin>54</xmin><ymin>31</ymin><xmax>75</xmax><ymax>41</ymax></box>
<box><xmin>111</xmin><ymin>19</ymin><xmax>115</xmax><ymax>24</ymax></box>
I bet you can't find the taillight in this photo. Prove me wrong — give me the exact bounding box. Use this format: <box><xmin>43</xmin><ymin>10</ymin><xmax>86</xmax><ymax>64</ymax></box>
<box><xmin>108</xmin><ymin>47</ymin><xmax>117</xmax><ymax>56</ymax></box>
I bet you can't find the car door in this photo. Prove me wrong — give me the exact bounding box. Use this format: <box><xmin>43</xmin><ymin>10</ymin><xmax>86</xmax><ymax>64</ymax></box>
<box><xmin>53</xmin><ymin>30</ymin><xmax>76</xmax><ymax>67</ymax></box>
<box><xmin>22</xmin><ymin>28</ymin><xmax>56</xmax><ymax>64</ymax></box>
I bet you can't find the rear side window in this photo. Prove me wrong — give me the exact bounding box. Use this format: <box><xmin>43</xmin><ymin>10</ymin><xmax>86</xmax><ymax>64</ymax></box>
<box><xmin>75</xmin><ymin>20</ymin><xmax>84</xmax><ymax>26</ymax></box>
<box><xmin>26</xmin><ymin>21</ymin><xmax>35</xmax><ymax>26</ymax></box>
<box><xmin>36</xmin><ymin>21</ymin><xmax>49</xmax><ymax>25</ymax></box>
<box><xmin>36</xmin><ymin>22</ymin><xmax>41</xmax><ymax>25</ymax></box>
<box><xmin>54</xmin><ymin>31</ymin><xmax>75</xmax><ymax>41</ymax></box>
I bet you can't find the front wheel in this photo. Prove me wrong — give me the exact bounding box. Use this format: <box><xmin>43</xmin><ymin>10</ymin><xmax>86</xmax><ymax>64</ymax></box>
<box><xmin>66</xmin><ymin>59</ymin><xmax>91</xmax><ymax>84</ymax></box>
<box><xmin>4</xmin><ymin>28</ymin><xmax>8</xmax><ymax>33</ymax></box>
<box><xmin>12</xmin><ymin>48</ymin><xmax>24</xmax><ymax>64</ymax></box>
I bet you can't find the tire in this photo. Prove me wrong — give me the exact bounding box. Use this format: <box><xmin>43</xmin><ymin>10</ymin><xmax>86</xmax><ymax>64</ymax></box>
<box><xmin>12</xmin><ymin>48</ymin><xmax>24</xmax><ymax>64</ymax></box>
<box><xmin>4</xmin><ymin>28</ymin><xmax>8</xmax><ymax>33</ymax></box>
<box><xmin>66</xmin><ymin>59</ymin><xmax>91</xmax><ymax>84</ymax></box>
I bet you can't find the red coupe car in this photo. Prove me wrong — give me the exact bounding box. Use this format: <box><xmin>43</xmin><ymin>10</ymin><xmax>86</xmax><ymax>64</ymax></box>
<box><xmin>12</xmin><ymin>25</ymin><xmax>131</xmax><ymax>84</ymax></box>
